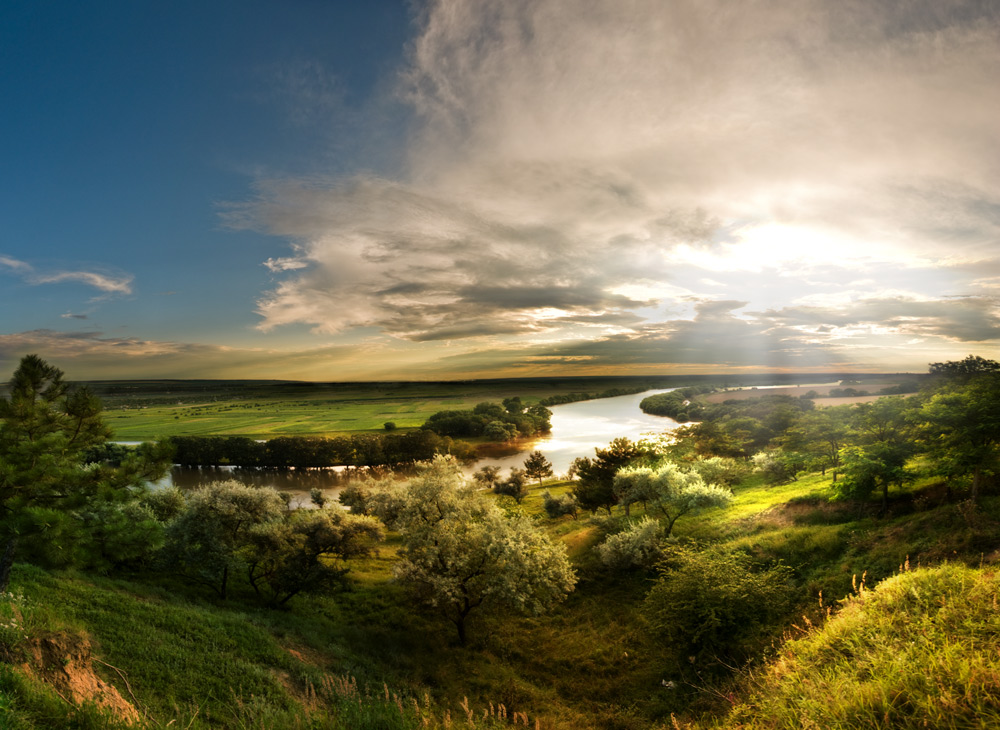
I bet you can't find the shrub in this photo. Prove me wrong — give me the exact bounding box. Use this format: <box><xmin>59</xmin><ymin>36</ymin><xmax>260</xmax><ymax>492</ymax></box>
<box><xmin>542</xmin><ymin>491</ymin><xmax>579</xmax><ymax>519</ymax></box>
<box><xmin>644</xmin><ymin>545</ymin><xmax>794</xmax><ymax>665</ymax></box>
<box><xmin>596</xmin><ymin>516</ymin><xmax>667</xmax><ymax>570</ymax></box>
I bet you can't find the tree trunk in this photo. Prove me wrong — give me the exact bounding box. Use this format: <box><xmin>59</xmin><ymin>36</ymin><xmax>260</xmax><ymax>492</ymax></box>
<box><xmin>0</xmin><ymin>536</ymin><xmax>18</xmax><ymax>594</ymax></box>
<box><xmin>971</xmin><ymin>467</ymin><xmax>982</xmax><ymax>505</ymax></box>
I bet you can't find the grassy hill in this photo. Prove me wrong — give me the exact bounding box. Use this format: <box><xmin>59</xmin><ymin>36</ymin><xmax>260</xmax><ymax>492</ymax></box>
<box><xmin>1</xmin><ymin>465</ymin><xmax>998</xmax><ymax>729</ymax></box>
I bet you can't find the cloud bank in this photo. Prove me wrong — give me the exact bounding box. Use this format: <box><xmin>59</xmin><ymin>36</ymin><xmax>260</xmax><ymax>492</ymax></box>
<box><xmin>231</xmin><ymin>0</ymin><xmax>1000</xmax><ymax>373</ymax></box>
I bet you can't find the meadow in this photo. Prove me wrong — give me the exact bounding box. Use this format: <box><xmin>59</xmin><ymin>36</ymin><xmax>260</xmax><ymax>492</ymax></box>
<box><xmin>87</xmin><ymin>377</ymin><xmax>673</xmax><ymax>440</ymax></box>
<box><xmin>3</xmin><ymin>463</ymin><xmax>998</xmax><ymax>730</ymax></box>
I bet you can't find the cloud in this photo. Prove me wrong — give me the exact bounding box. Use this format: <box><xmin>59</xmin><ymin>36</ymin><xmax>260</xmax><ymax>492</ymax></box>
<box><xmin>230</xmin><ymin>0</ymin><xmax>1000</xmax><ymax>370</ymax></box>
<box><xmin>0</xmin><ymin>330</ymin><xmax>389</xmax><ymax>381</ymax></box>
<box><xmin>31</xmin><ymin>271</ymin><xmax>133</xmax><ymax>294</ymax></box>
<box><xmin>0</xmin><ymin>254</ymin><xmax>133</xmax><ymax>295</ymax></box>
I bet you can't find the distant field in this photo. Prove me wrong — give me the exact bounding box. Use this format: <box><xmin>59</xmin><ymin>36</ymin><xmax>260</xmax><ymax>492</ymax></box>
<box><xmin>88</xmin><ymin>377</ymin><xmax>679</xmax><ymax>441</ymax></box>
<box><xmin>702</xmin><ymin>381</ymin><xmax>910</xmax><ymax>408</ymax></box>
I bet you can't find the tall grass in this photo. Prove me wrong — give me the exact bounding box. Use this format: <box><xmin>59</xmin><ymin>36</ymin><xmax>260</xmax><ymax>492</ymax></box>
<box><xmin>712</xmin><ymin>564</ymin><xmax>1000</xmax><ymax>729</ymax></box>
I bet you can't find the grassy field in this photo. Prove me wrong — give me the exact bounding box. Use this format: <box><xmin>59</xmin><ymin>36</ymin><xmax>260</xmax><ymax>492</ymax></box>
<box><xmin>3</xmin><ymin>458</ymin><xmax>999</xmax><ymax>729</ymax></box>
<box><xmin>56</xmin><ymin>373</ymin><xmax>913</xmax><ymax>441</ymax></box>
<box><xmin>85</xmin><ymin>377</ymin><xmax>677</xmax><ymax>441</ymax></box>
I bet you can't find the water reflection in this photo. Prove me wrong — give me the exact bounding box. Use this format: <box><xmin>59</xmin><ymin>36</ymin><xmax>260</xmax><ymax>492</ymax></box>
<box><xmin>160</xmin><ymin>388</ymin><xmax>683</xmax><ymax>502</ymax></box>
<box><xmin>470</xmin><ymin>388</ymin><xmax>681</xmax><ymax>475</ymax></box>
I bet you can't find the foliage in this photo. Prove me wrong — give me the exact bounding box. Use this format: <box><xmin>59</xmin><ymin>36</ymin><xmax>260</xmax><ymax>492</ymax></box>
<box><xmin>0</xmin><ymin>355</ymin><xmax>170</xmax><ymax>590</ymax></box>
<box><xmin>244</xmin><ymin>508</ymin><xmax>384</xmax><ymax>606</ymax></box>
<box><xmin>639</xmin><ymin>386</ymin><xmax>715</xmax><ymax>422</ymax></box>
<box><xmin>613</xmin><ymin>463</ymin><xmax>732</xmax><ymax>534</ymax></box>
<box><xmin>421</xmin><ymin>399</ymin><xmax>551</xmax><ymax>440</ymax></box>
<box><xmin>168</xmin><ymin>429</ymin><xmax>474</xmax><ymax>468</ymax></box>
<box><xmin>596</xmin><ymin>516</ymin><xmax>667</xmax><ymax>570</ymax></box>
<box><xmin>644</xmin><ymin>545</ymin><xmax>794</xmax><ymax>665</ymax></box>
<box><xmin>572</xmin><ymin>437</ymin><xmax>646</xmax><ymax>514</ymax></box>
<box><xmin>541</xmin><ymin>491</ymin><xmax>578</xmax><ymax>519</ymax></box>
<box><xmin>162</xmin><ymin>480</ymin><xmax>287</xmax><ymax>599</ymax></box>
<box><xmin>492</xmin><ymin>467</ymin><xmax>528</xmax><ymax>503</ymax></box>
<box><xmin>916</xmin><ymin>372</ymin><xmax>1000</xmax><ymax>502</ymax></box>
<box><xmin>383</xmin><ymin>456</ymin><xmax>576</xmax><ymax>643</ymax></box>
<box><xmin>690</xmin><ymin>456</ymin><xmax>750</xmax><ymax>489</ymax></box>
<box><xmin>522</xmin><ymin>450</ymin><xmax>553</xmax><ymax>487</ymax></box>
<box><xmin>928</xmin><ymin>354</ymin><xmax>1000</xmax><ymax>380</ymax></box>
<box><xmin>471</xmin><ymin>465</ymin><xmax>501</xmax><ymax>490</ymax></box>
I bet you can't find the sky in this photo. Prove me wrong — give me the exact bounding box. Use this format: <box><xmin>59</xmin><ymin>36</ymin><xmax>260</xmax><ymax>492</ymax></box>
<box><xmin>2</xmin><ymin>0</ymin><xmax>1000</xmax><ymax>382</ymax></box>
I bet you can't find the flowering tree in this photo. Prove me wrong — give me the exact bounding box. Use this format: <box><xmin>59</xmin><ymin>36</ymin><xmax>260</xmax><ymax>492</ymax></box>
<box><xmin>374</xmin><ymin>456</ymin><xmax>576</xmax><ymax>643</ymax></box>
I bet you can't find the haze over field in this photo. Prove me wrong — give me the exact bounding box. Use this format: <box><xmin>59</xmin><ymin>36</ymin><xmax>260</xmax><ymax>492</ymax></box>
<box><xmin>3</xmin><ymin>0</ymin><xmax>1000</xmax><ymax>380</ymax></box>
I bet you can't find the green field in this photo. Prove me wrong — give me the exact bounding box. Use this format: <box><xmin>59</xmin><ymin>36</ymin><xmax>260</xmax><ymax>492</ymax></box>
<box><xmin>84</xmin><ymin>377</ymin><xmax>673</xmax><ymax>440</ymax></box>
<box><xmin>69</xmin><ymin>373</ymin><xmax>905</xmax><ymax>441</ymax></box>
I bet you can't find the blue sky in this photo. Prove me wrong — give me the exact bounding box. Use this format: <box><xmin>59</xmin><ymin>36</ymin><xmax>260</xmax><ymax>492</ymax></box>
<box><xmin>3</xmin><ymin>1</ymin><xmax>1000</xmax><ymax>380</ymax></box>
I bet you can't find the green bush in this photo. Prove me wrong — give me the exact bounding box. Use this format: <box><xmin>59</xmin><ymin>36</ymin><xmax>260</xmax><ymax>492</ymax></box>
<box><xmin>644</xmin><ymin>545</ymin><xmax>794</xmax><ymax>665</ymax></box>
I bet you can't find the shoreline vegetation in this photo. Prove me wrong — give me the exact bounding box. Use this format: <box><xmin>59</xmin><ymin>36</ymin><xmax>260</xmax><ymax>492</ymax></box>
<box><xmin>2</xmin><ymin>357</ymin><xmax>998</xmax><ymax>729</ymax></box>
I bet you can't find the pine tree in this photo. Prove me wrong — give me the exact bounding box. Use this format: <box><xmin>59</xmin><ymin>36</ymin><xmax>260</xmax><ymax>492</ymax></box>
<box><xmin>0</xmin><ymin>355</ymin><xmax>169</xmax><ymax>590</ymax></box>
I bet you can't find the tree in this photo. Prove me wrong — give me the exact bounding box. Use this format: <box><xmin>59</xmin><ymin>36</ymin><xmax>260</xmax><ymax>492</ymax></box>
<box><xmin>644</xmin><ymin>545</ymin><xmax>793</xmax><ymax>664</ymax></box>
<box><xmin>782</xmin><ymin>406</ymin><xmax>852</xmax><ymax>481</ymax></box>
<box><xmin>0</xmin><ymin>355</ymin><xmax>170</xmax><ymax>591</ymax></box>
<box><xmin>572</xmin><ymin>438</ymin><xmax>644</xmax><ymax>514</ymax></box>
<box><xmin>613</xmin><ymin>463</ymin><xmax>731</xmax><ymax>535</ymax></box>
<box><xmin>917</xmin><ymin>373</ymin><xmax>1000</xmax><ymax>504</ymax></box>
<box><xmin>244</xmin><ymin>508</ymin><xmax>383</xmax><ymax>605</ymax></box>
<box><xmin>163</xmin><ymin>481</ymin><xmax>286</xmax><ymax>599</ymax></box>
<box><xmin>835</xmin><ymin>397</ymin><xmax>916</xmax><ymax>513</ymax></box>
<box><xmin>596</xmin><ymin>516</ymin><xmax>666</xmax><ymax>570</ymax></box>
<box><xmin>493</xmin><ymin>467</ymin><xmax>528</xmax><ymax>503</ymax></box>
<box><xmin>929</xmin><ymin>355</ymin><xmax>1000</xmax><ymax>381</ymax></box>
<box><xmin>542</xmin><ymin>491</ymin><xmax>578</xmax><ymax>519</ymax></box>
<box><xmin>523</xmin><ymin>450</ymin><xmax>553</xmax><ymax>487</ymax></box>
<box><xmin>378</xmin><ymin>456</ymin><xmax>576</xmax><ymax>644</ymax></box>
<box><xmin>483</xmin><ymin>420</ymin><xmax>518</xmax><ymax>442</ymax></box>
<box><xmin>472</xmin><ymin>465</ymin><xmax>501</xmax><ymax>490</ymax></box>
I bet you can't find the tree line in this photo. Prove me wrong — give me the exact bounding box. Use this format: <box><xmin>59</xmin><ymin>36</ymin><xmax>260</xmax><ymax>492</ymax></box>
<box><xmin>420</xmin><ymin>396</ymin><xmax>551</xmax><ymax>440</ymax></box>
<box><xmin>167</xmin><ymin>430</ymin><xmax>475</xmax><ymax>469</ymax></box>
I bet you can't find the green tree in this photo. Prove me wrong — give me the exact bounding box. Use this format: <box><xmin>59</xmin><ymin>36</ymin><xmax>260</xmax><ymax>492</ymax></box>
<box><xmin>572</xmin><ymin>438</ymin><xmax>644</xmax><ymax>514</ymax></box>
<box><xmin>835</xmin><ymin>397</ymin><xmax>915</xmax><ymax>513</ymax></box>
<box><xmin>0</xmin><ymin>354</ymin><xmax>170</xmax><ymax>591</ymax></box>
<box><xmin>523</xmin><ymin>450</ymin><xmax>553</xmax><ymax>487</ymax></box>
<box><xmin>928</xmin><ymin>355</ymin><xmax>1000</xmax><ymax>381</ymax></box>
<box><xmin>471</xmin><ymin>465</ymin><xmax>501</xmax><ymax>490</ymax></box>
<box><xmin>493</xmin><ymin>467</ymin><xmax>528</xmax><ymax>503</ymax></box>
<box><xmin>244</xmin><ymin>508</ymin><xmax>383</xmax><ymax>606</ymax></box>
<box><xmin>782</xmin><ymin>406</ymin><xmax>852</xmax><ymax>481</ymax></box>
<box><xmin>917</xmin><ymin>373</ymin><xmax>1000</xmax><ymax>504</ymax></box>
<box><xmin>613</xmin><ymin>463</ymin><xmax>731</xmax><ymax>535</ymax></box>
<box><xmin>163</xmin><ymin>481</ymin><xmax>286</xmax><ymax>599</ymax></box>
<box><xmin>596</xmin><ymin>516</ymin><xmax>666</xmax><ymax>570</ymax></box>
<box><xmin>377</xmin><ymin>456</ymin><xmax>576</xmax><ymax>644</ymax></box>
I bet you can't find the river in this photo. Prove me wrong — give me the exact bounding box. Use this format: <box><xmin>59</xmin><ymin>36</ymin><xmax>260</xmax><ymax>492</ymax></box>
<box><xmin>161</xmin><ymin>388</ymin><xmax>682</xmax><ymax>507</ymax></box>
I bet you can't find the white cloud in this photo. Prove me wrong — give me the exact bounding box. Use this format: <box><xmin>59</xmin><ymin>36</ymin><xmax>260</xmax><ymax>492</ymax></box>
<box><xmin>0</xmin><ymin>254</ymin><xmax>133</xmax><ymax>295</ymax></box>
<box><xmin>232</xmin><ymin>0</ymin><xmax>1000</xmax><ymax>370</ymax></box>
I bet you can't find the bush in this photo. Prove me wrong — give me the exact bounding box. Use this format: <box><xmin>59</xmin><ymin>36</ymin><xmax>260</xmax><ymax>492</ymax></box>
<box><xmin>383</xmin><ymin>421</ymin><xmax>397</xmax><ymax>431</ymax></box>
<box><xmin>596</xmin><ymin>516</ymin><xmax>667</xmax><ymax>570</ymax></box>
<box><xmin>542</xmin><ymin>491</ymin><xmax>579</xmax><ymax>519</ymax></box>
<box><xmin>644</xmin><ymin>545</ymin><xmax>794</xmax><ymax>665</ymax></box>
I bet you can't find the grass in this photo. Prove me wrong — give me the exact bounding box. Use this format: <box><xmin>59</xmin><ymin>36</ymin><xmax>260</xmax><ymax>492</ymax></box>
<box><xmin>83</xmin><ymin>377</ymin><xmax>678</xmax><ymax>441</ymax></box>
<box><xmin>711</xmin><ymin>563</ymin><xmax>1000</xmax><ymax>730</ymax></box>
<box><xmin>3</xmin><ymin>460</ymin><xmax>1000</xmax><ymax>729</ymax></box>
